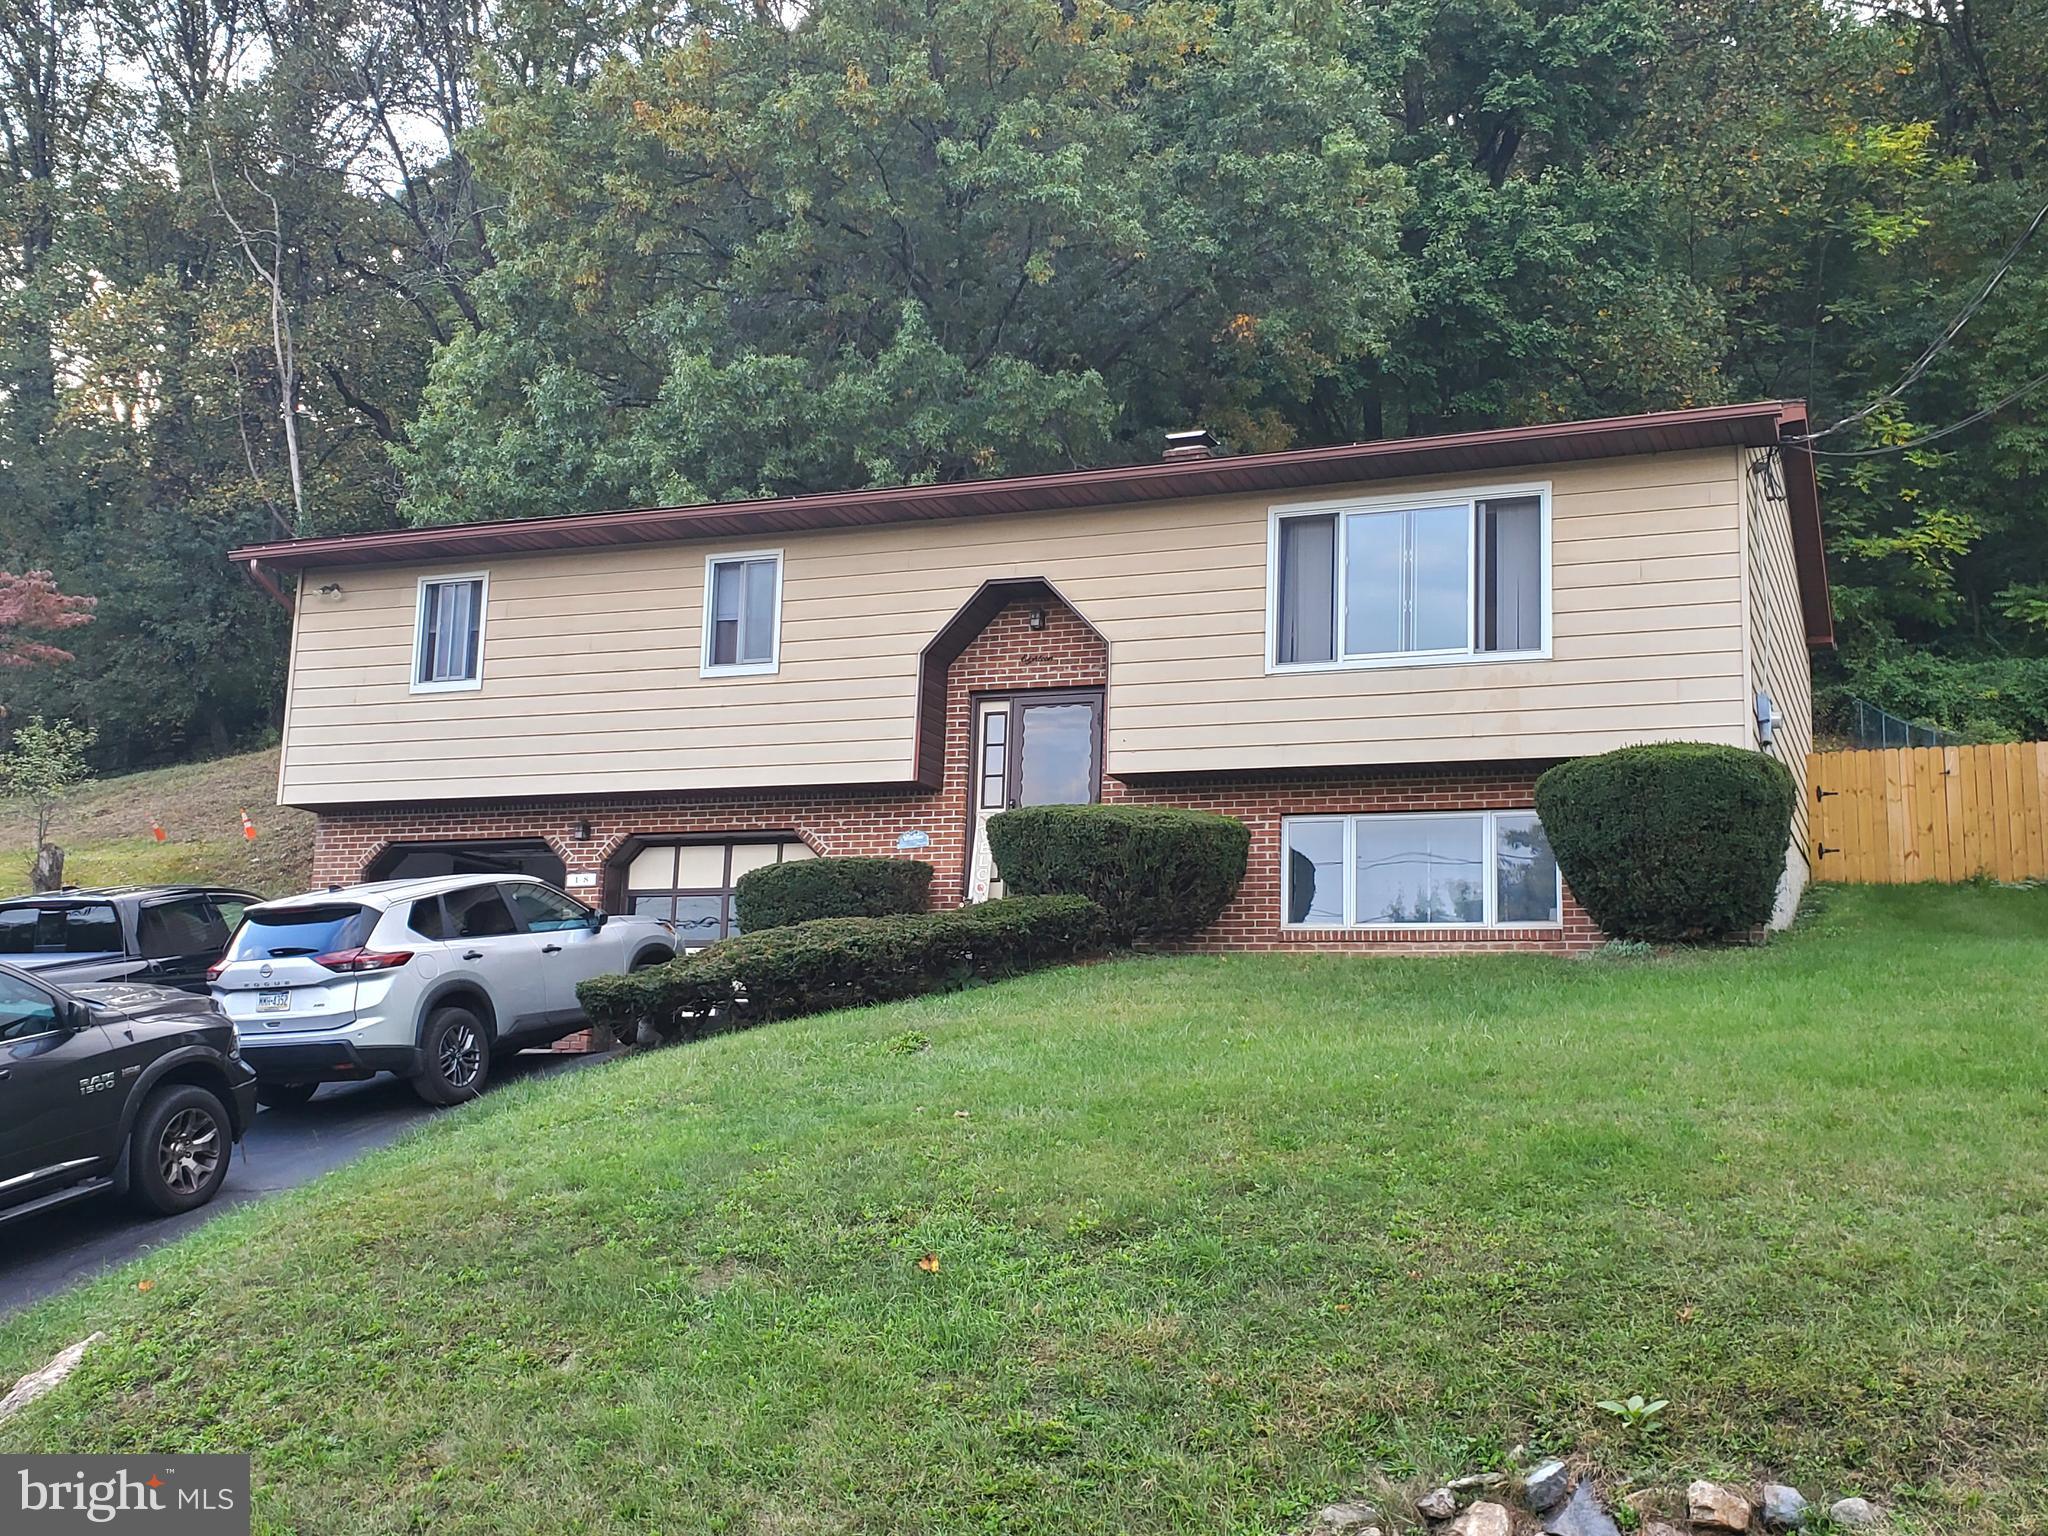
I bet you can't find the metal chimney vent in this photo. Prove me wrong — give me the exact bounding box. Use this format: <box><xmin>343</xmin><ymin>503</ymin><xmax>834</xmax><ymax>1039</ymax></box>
<box><xmin>1162</xmin><ymin>427</ymin><xmax>1219</xmax><ymax>461</ymax></box>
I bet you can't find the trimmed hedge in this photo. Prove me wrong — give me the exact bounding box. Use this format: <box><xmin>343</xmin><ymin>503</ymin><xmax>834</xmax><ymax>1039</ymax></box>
<box><xmin>578</xmin><ymin>894</ymin><xmax>1106</xmax><ymax>1042</ymax></box>
<box><xmin>733</xmin><ymin>855</ymin><xmax>933</xmax><ymax>932</ymax></box>
<box><xmin>985</xmin><ymin>804</ymin><xmax>1249</xmax><ymax>945</ymax></box>
<box><xmin>1533</xmin><ymin>742</ymin><xmax>1797</xmax><ymax>943</ymax></box>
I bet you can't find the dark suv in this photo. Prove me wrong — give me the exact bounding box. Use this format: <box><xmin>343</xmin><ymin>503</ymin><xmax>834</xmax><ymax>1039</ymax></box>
<box><xmin>0</xmin><ymin>886</ymin><xmax>260</xmax><ymax>993</ymax></box>
<box><xmin>0</xmin><ymin>961</ymin><xmax>257</xmax><ymax>1227</ymax></box>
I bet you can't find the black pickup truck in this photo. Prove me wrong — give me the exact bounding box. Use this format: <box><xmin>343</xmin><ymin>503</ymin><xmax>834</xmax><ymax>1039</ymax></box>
<box><xmin>0</xmin><ymin>961</ymin><xmax>257</xmax><ymax>1227</ymax></box>
<box><xmin>0</xmin><ymin>886</ymin><xmax>260</xmax><ymax>993</ymax></box>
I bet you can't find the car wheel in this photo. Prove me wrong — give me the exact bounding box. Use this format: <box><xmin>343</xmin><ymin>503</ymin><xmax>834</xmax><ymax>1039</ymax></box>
<box><xmin>256</xmin><ymin>1081</ymin><xmax>320</xmax><ymax>1110</ymax></box>
<box><xmin>129</xmin><ymin>1084</ymin><xmax>232</xmax><ymax>1216</ymax></box>
<box><xmin>413</xmin><ymin>1004</ymin><xmax>491</xmax><ymax>1106</ymax></box>
<box><xmin>630</xmin><ymin>950</ymin><xmax>672</xmax><ymax>972</ymax></box>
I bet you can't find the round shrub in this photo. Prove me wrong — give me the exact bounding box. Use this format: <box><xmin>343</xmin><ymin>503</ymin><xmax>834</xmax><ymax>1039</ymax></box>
<box><xmin>1532</xmin><ymin>743</ymin><xmax>1797</xmax><ymax>942</ymax></box>
<box><xmin>734</xmin><ymin>855</ymin><xmax>933</xmax><ymax>933</ymax></box>
<box><xmin>985</xmin><ymin>804</ymin><xmax>1249</xmax><ymax>945</ymax></box>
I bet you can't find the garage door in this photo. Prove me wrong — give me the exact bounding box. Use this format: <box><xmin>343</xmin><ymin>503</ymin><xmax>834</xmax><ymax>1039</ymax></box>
<box><xmin>367</xmin><ymin>840</ymin><xmax>567</xmax><ymax>886</ymax></box>
<box><xmin>621</xmin><ymin>839</ymin><xmax>815</xmax><ymax>948</ymax></box>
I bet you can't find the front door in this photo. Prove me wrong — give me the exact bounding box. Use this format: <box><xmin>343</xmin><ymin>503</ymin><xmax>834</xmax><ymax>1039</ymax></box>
<box><xmin>967</xmin><ymin>690</ymin><xmax>1103</xmax><ymax>902</ymax></box>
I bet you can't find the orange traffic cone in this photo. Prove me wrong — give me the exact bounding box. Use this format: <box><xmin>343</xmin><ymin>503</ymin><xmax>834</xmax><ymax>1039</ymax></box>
<box><xmin>240</xmin><ymin>808</ymin><xmax>257</xmax><ymax>842</ymax></box>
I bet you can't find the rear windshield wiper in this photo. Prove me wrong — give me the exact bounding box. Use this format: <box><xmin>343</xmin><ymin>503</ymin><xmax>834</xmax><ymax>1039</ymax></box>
<box><xmin>265</xmin><ymin>946</ymin><xmax>319</xmax><ymax>958</ymax></box>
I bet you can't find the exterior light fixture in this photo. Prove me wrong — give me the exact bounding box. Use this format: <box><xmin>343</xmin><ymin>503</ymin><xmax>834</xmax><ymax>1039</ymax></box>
<box><xmin>575</xmin><ymin>819</ymin><xmax>591</xmax><ymax>842</ymax></box>
<box><xmin>1027</xmin><ymin>606</ymin><xmax>1047</xmax><ymax>631</ymax></box>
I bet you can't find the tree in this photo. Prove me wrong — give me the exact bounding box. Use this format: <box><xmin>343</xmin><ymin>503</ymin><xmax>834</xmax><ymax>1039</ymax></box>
<box><xmin>1</xmin><ymin>715</ymin><xmax>95</xmax><ymax>890</ymax></box>
<box><xmin>397</xmin><ymin>0</ymin><xmax>1409</xmax><ymax>519</ymax></box>
<box><xmin>0</xmin><ymin>568</ymin><xmax>94</xmax><ymax>674</ymax></box>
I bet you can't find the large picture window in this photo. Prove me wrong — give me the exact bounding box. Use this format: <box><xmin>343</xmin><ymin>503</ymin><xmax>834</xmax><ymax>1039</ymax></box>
<box><xmin>1283</xmin><ymin>810</ymin><xmax>1561</xmax><ymax>928</ymax></box>
<box><xmin>413</xmin><ymin>574</ymin><xmax>487</xmax><ymax>691</ymax></box>
<box><xmin>703</xmin><ymin>551</ymin><xmax>783</xmax><ymax>674</ymax></box>
<box><xmin>1271</xmin><ymin>490</ymin><xmax>1546</xmax><ymax>667</ymax></box>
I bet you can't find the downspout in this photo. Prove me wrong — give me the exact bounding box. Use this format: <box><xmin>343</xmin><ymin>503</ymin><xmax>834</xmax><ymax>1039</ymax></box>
<box><xmin>239</xmin><ymin>558</ymin><xmax>294</xmax><ymax>614</ymax></box>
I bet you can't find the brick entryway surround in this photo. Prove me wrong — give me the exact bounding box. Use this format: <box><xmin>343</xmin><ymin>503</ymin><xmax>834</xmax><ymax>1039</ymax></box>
<box><xmin>310</xmin><ymin>594</ymin><xmax>1603</xmax><ymax>955</ymax></box>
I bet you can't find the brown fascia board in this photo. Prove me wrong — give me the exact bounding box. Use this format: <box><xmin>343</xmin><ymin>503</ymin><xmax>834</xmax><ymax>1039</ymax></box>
<box><xmin>232</xmin><ymin>400</ymin><xmax>1833</xmax><ymax>647</ymax></box>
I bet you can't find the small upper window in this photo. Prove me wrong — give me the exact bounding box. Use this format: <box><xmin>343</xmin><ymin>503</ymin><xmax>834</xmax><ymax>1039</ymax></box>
<box><xmin>1272</xmin><ymin>491</ymin><xmax>1546</xmax><ymax>667</ymax></box>
<box><xmin>703</xmin><ymin>552</ymin><xmax>781</xmax><ymax>674</ymax></box>
<box><xmin>414</xmin><ymin>575</ymin><xmax>486</xmax><ymax>691</ymax></box>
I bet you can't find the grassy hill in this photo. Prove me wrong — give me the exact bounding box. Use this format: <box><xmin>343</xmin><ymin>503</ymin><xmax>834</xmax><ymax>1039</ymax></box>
<box><xmin>0</xmin><ymin>747</ymin><xmax>315</xmax><ymax>898</ymax></box>
<box><xmin>1</xmin><ymin>884</ymin><xmax>2043</xmax><ymax>1533</ymax></box>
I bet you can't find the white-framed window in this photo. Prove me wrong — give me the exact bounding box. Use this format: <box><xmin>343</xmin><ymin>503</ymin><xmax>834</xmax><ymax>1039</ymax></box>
<box><xmin>1268</xmin><ymin>484</ymin><xmax>1549</xmax><ymax>670</ymax></box>
<box><xmin>702</xmin><ymin>550</ymin><xmax>783</xmax><ymax>675</ymax></box>
<box><xmin>412</xmin><ymin>573</ymin><xmax>487</xmax><ymax>692</ymax></box>
<box><xmin>1282</xmin><ymin>809</ymin><xmax>1562</xmax><ymax>929</ymax></box>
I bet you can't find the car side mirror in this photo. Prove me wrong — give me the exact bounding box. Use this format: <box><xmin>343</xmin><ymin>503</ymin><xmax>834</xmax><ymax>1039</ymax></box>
<box><xmin>59</xmin><ymin>999</ymin><xmax>93</xmax><ymax>1032</ymax></box>
<box><xmin>588</xmin><ymin>911</ymin><xmax>608</xmax><ymax>931</ymax></box>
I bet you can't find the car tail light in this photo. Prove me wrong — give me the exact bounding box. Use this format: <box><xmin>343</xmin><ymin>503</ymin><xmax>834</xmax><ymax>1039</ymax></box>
<box><xmin>312</xmin><ymin>947</ymin><xmax>414</xmax><ymax>973</ymax></box>
<box><xmin>205</xmin><ymin>961</ymin><xmax>227</xmax><ymax>982</ymax></box>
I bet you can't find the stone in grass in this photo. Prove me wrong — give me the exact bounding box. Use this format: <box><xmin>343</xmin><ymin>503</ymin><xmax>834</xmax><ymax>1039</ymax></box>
<box><xmin>1829</xmin><ymin>1497</ymin><xmax>1883</xmax><ymax>1529</ymax></box>
<box><xmin>1523</xmin><ymin>1458</ymin><xmax>1571</xmax><ymax>1512</ymax></box>
<box><xmin>1761</xmin><ymin>1483</ymin><xmax>1810</xmax><ymax>1529</ymax></box>
<box><xmin>1450</xmin><ymin>1502</ymin><xmax>1513</xmax><ymax>1536</ymax></box>
<box><xmin>1417</xmin><ymin>1488</ymin><xmax>1460</xmax><ymax>1522</ymax></box>
<box><xmin>1687</xmin><ymin>1480</ymin><xmax>1754</xmax><ymax>1532</ymax></box>
<box><xmin>1311</xmin><ymin>1503</ymin><xmax>1382</xmax><ymax>1534</ymax></box>
<box><xmin>1541</xmin><ymin>1481</ymin><xmax>1621</xmax><ymax>1536</ymax></box>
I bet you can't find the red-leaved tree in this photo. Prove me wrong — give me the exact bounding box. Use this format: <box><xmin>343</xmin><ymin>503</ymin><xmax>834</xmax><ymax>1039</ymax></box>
<box><xmin>0</xmin><ymin>570</ymin><xmax>95</xmax><ymax>670</ymax></box>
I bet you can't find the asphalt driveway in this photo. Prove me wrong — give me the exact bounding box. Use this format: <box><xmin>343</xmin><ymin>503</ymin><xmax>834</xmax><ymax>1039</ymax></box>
<box><xmin>0</xmin><ymin>1048</ymin><xmax>612</xmax><ymax>1320</ymax></box>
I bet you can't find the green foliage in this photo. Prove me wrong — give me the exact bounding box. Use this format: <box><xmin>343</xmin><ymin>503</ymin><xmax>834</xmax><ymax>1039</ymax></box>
<box><xmin>1533</xmin><ymin>744</ymin><xmax>1795</xmax><ymax>943</ymax></box>
<box><xmin>0</xmin><ymin>716</ymin><xmax>97</xmax><ymax>851</ymax></box>
<box><xmin>398</xmin><ymin>0</ymin><xmax>1408</xmax><ymax>517</ymax></box>
<box><xmin>579</xmin><ymin>894</ymin><xmax>1107</xmax><ymax>1039</ymax></box>
<box><xmin>1594</xmin><ymin>1393</ymin><xmax>1670</xmax><ymax>1431</ymax></box>
<box><xmin>732</xmin><ymin>856</ymin><xmax>933</xmax><ymax>934</ymax></box>
<box><xmin>985</xmin><ymin>805</ymin><xmax>1249</xmax><ymax>946</ymax></box>
<box><xmin>1820</xmin><ymin>647</ymin><xmax>2048</xmax><ymax>743</ymax></box>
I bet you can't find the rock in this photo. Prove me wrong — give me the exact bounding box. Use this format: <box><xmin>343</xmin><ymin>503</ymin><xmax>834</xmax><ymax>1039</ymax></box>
<box><xmin>1687</xmin><ymin>1480</ymin><xmax>1753</xmax><ymax>1532</ymax></box>
<box><xmin>1829</xmin><ymin>1497</ymin><xmax>1882</xmax><ymax>1529</ymax></box>
<box><xmin>1417</xmin><ymin>1488</ymin><xmax>1460</xmax><ymax>1522</ymax></box>
<box><xmin>1450</xmin><ymin>1502</ymin><xmax>1513</xmax><ymax>1536</ymax></box>
<box><xmin>1312</xmin><ymin>1503</ymin><xmax>1382</xmax><ymax>1533</ymax></box>
<box><xmin>0</xmin><ymin>1333</ymin><xmax>104</xmax><ymax>1426</ymax></box>
<box><xmin>1642</xmin><ymin>1524</ymin><xmax>1685</xmax><ymax>1536</ymax></box>
<box><xmin>1761</xmin><ymin>1483</ymin><xmax>1809</xmax><ymax>1529</ymax></box>
<box><xmin>1523</xmin><ymin>1459</ymin><xmax>1570</xmax><ymax>1511</ymax></box>
<box><xmin>1450</xmin><ymin>1473</ymin><xmax>1507</xmax><ymax>1492</ymax></box>
<box><xmin>1541</xmin><ymin>1481</ymin><xmax>1620</xmax><ymax>1536</ymax></box>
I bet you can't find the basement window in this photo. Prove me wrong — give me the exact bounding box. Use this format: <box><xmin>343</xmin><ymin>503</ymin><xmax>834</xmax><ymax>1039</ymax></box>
<box><xmin>1282</xmin><ymin>810</ymin><xmax>1561</xmax><ymax>928</ymax></box>
<box><xmin>1270</xmin><ymin>489</ymin><xmax>1547</xmax><ymax>668</ymax></box>
<box><xmin>413</xmin><ymin>574</ymin><xmax>487</xmax><ymax>692</ymax></box>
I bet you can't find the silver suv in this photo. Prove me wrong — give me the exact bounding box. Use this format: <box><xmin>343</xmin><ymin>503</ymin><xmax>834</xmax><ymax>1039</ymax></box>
<box><xmin>209</xmin><ymin>875</ymin><xmax>676</xmax><ymax>1106</ymax></box>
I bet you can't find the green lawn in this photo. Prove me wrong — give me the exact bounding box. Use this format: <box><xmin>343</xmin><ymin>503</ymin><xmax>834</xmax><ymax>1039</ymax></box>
<box><xmin>2</xmin><ymin>885</ymin><xmax>2044</xmax><ymax>1534</ymax></box>
<box><xmin>0</xmin><ymin>747</ymin><xmax>314</xmax><ymax>898</ymax></box>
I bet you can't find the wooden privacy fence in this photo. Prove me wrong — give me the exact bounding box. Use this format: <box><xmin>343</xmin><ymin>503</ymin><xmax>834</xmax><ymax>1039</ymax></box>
<box><xmin>1808</xmin><ymin>742</ymin><xmax>2048</xmax><ymax>884</ymax></box>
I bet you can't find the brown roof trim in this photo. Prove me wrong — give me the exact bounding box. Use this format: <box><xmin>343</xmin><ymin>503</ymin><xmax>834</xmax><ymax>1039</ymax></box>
<box><xmin>1772</xmin><ymin>404</ymin><xmax>1834</xmax><ymax>650</ymax></box>
<box><xmin>231</xmin><ymin>399</ymin><xmax>1819</xmax><ymax>590</ymax></box>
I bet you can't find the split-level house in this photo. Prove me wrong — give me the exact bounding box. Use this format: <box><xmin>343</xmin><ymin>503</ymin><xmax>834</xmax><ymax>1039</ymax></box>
<box><xmin>234</xmin><ymin>402</ymin><xmax>1831</xmax><ymax>953</ymax></box>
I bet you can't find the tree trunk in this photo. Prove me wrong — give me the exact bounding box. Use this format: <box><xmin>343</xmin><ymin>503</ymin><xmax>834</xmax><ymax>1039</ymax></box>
<box><xmin>30</xmin><ymin>842</ymin><xmax>65</xmax><ymax>892</ymax></box>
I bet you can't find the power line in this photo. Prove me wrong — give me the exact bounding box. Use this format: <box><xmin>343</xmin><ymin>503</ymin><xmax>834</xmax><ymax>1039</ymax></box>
<box><xmin>1805</xmin><ymin>367</ymin><xmax>2048</xmax><ymax>457</ymax></box>
<box><xmin>1790</xmin><ymin>193</ymin><xmax>2048</xmax><ymax>445</ymax></box>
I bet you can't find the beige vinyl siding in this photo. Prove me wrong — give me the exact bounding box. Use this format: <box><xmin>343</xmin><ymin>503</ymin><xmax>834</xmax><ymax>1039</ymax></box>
<box><xmin>1744</xmin><ymin>447</ymin><xmax>1816</xmax><ymax>920</ymax></box>
<box><xmin>277</xmin><ymin>448</ymin><xmax>1759</xmax><ymax>806</ymax></box>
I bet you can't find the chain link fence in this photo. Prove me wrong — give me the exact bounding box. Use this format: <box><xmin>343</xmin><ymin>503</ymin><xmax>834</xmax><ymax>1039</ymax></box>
<box><xmin>1845</xmin><ymin>697</ymin><xmax>1960</xmax><ymax>749</ymax></box>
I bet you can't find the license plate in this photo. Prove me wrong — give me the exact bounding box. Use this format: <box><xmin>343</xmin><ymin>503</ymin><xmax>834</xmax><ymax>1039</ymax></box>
<box><xmin>257</xmin><ymin>989</ymin><xmax>290</xmax><ymax>1012</ymax></box>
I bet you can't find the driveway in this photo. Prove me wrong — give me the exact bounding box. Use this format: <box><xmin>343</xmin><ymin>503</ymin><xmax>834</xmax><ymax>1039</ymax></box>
<box><xmin>0</xmin><ymin>1049</ymin><xmax>612</xmax><ymax>1320</ymax></box>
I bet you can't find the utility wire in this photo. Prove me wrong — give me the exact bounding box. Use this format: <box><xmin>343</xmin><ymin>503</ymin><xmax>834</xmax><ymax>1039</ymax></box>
<box><xmin>1804</xmin><ymin>367</ymin><xmax>2048</xmax><ymax>457</ymax></box>
<box><xmin>1789</xmin><ymin>193</ymin><xmax>2048</xmax><ymax>445</ymax></box>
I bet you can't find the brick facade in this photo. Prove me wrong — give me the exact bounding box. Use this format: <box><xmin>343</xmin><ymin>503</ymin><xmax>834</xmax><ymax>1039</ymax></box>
<box><xmin>310</xmin><ymin>596</ymin><xmax>1605</xmax><ymax>954</ymax></box>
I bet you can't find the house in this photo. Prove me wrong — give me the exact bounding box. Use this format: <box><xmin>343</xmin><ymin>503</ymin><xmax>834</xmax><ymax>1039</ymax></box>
<box><xmin>233</xmin><ymin>401</ymin><xmax>1830</xmax><ymax>952</ymax></box>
